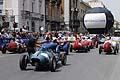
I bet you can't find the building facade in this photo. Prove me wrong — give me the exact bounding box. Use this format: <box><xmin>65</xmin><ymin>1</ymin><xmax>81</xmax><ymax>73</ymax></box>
<box><xmin>69</xmin><ymin>0</ymin><xmax>80</xmax><ymax>32</ymax></box>
<box><xmin>64</xmin><ymin>0</ymin><xmax>70</xmax><ymax>31</ymax></box>
<box><xmin>3</xmin><ymin>0</ymin><xmax>45</xmax><ymax>32</ymax></box>
<box><xmin>78</xmin><ymin>1</ymin><xmax>91</xmax><ymax>33</ymax></box>
<box><xmin>64</xmin><ymin>0</ymin><xmax>91</xmax><ymax>33</ymax></box>
<box><xmin>88</xmin><ymin>0</ymin><xmax>105</xmax><ymax>8</ymax></box>
<box><xmin>0</xmin><ymin>0</ymin><xmax>3</xmax><ymax>15</ymax></box>
<box><xmin>0</xmin><ymin>0</ymin><xmax>3</xmax><ymax>28</ymax></box>
<box><xmin>45</xmin><ymin>0</ymin><xmax>64</xmax><ymax>32</ymax></box>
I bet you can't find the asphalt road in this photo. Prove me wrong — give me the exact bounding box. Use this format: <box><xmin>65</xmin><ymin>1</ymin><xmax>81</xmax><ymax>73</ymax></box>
<box><xmin>0</xmin><ymin>48</ymin><xmax>120</xmax><ymax>80</ymax></box>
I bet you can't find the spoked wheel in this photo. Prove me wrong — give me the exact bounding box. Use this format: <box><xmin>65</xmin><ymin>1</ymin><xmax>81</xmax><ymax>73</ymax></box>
<box><xmin>19</xmin><ymin>55</ymin><xmax>28</xmax><ymax>70</ymax></box>
<box><xmin>61</xmin><ymin>53</ymin><xmax>67</xmax><ymax>65</ymax></box>
<box><xmin>49</xmin><ymin>58</ymin><xmax>57</xmax><ymax>72</ymax></box>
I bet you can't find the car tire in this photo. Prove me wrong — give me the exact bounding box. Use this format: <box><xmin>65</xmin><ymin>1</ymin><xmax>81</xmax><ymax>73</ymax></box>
<box><xmin>61</xmin><ymin>53</ymin><xmax>67</xmax><ymax>65</ymax></box>
<box><xmin>87</xmin><ymin>46</ymin><xmax>90</xmax><ymax>51</ymax></box>
<box><xmin>114</xmin><ymin>48</ymin><xmax>117</xmax><ymax>55</ymax></box>
<box><xmin>116</xmin><ymin>45</ymin><xmax>119</xmax><ymax>53</ymax></box>
<box><xmin>19</xmin><ymin>55</ymin><xmax>28</xmax><ymax>70</ymax></box>
<box><xmin>2</xmin><ymin>46</ymin><xmax>6</xmax><ymax>54</ymax></box>
<box><xmin>85</xmin><ymin>47</ymin><xmax>88</xmax><ymax>53</ymax></box>
<box><xmin>49</xmin><ymin>58</ymin><xmax>57</xmax><ymax>72</ymax></box>
<box><xmin>99</xmin><ymin>46</ymin><xmax>102</xmax><ymax>54</ymax></box>
<box><xmin>117</xmin><ymin>48</ymin><xmax>119</xmax><ymax>53</ymax></box>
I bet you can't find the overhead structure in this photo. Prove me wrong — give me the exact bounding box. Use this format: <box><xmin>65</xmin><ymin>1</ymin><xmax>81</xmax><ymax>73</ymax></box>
<box><xmin>83</xmin><ymin>7</ymin><xmax>114</xmax><ymax>34</ymax></box>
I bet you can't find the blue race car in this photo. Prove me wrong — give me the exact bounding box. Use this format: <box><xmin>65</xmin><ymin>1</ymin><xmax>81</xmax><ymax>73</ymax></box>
<box><xmin>19</xmin><ymin>42</ymin><xmax>67</xmax><ymax>72</ymax></box>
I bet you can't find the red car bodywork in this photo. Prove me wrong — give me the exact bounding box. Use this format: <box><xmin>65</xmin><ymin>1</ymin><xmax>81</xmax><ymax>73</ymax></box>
<box><xmin>103</xmin><ymin>42</ymin><xmax>112</xmax><ymax>52</ymax></box>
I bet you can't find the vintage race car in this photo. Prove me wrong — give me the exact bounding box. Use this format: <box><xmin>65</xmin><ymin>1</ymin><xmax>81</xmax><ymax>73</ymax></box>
<box><xmin>99</xmin><ymin>41</ymin><xmax>119</xmax><ymax>55</ymax></box>
<box><xmin>2</xmin><ymin>39</ymin><xmax>26</xmax><ymax>54</ymax></box>
<box><xmin>70</xmin><ymin>39</ymin><xmax>89</xmax><ymax>52</ymax></box>
<box><xmin>86</xmin><ymin>39</ymin><xmax>95</xmax><ymax>49</ymax></box>
<box><xmin>19</xmin><ymin>43</ymin><xmax>67</xmax><ymax>72</ymax></box>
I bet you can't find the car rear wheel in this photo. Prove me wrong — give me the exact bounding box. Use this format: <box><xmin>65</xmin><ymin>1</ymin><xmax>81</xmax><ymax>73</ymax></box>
<box><xmin>2</xmin><ymin>46</ymin><xmax>6</xmax><ymax>54</ymax></box>
<box><xmin>99</xmin><ymin>46</ymin><xmax>102</xmax><ymax>54</ymax></box>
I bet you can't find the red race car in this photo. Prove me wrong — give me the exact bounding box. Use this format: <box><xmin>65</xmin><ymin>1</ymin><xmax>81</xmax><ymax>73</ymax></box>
<box><xmin>70</xmin><ymin>38</ymin><xmax>89</xmax><ymax>52</ymax></box>
<box><xmin>99</xmin><ymin>41</ymin><xmax>119</xmax><ymax>55</ymax></box>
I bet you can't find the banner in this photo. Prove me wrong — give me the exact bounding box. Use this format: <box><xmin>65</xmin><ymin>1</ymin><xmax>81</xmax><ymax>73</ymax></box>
<box><xmin>84</xmin><ymin>13</ymin><xmax>106</xmax><ymax>29</ymax></box>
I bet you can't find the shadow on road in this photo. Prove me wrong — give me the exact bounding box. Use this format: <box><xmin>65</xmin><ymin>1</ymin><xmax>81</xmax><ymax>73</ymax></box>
<box><xmin>21</xmin><ymin>63</ymin><xmax>71</xmax><ymax>72</ymax></box>
<box><xmin>100</xmin><ymin>52</ymin><xmax>119</xmax><ymax>56</ymax></box>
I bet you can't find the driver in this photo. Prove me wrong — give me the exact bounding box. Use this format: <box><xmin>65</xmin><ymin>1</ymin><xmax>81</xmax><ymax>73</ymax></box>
<box><xmin>103</xmin><ymin>37</ymin><xmax>114</xmax><ymax>50</ymax></box>
<box><xmin>103</xmin><ymin>37</ymin><xmax>112</xmax><ymax>45</ymax></box>
<box><xmin>27</xmin><ymin>37</ymin><xmax>36</xmax><ymax>57</ymax></box>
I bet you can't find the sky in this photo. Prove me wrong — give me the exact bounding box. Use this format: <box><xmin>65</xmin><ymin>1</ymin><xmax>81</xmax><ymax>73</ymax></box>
<box><xmin>83</xmin><ymin>0</ymin><xmax>120</xmax><ymax>22</ymax></box>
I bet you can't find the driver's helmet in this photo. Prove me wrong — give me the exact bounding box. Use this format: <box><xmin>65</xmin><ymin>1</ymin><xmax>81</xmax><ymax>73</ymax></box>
<box><xmin>45</xmin><ymin>37</ymin><xmax>50</xmax><ymax>41</ymax></box>
<box><xmin>40</xmin><ymin>46</ymin><xmax>47</xmax><ymax>51</ymax></box>
<box><xmin>82</xmin><ymin>36</ymin><xmax>85</xmax><ymax>39</ymax></box>
<box><xmin>87</xmin><ymin>36</ymin><xmax>90</xmax><ymax>39</ymax></box>
<box><xmin>53</xmin><ymin>37</ymin><xmax>57</xmax><ymax>43</ymax></box>
<box><xmin>106</xmin><ymin>37</ymin><xmax>111</xmax><ymax>40</ymax></box>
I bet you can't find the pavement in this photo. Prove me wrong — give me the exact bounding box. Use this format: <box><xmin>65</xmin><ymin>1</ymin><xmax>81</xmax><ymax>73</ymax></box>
<box><xmin>0</xmin><ymin>48</ymin><xmax>119</xmax><ymax>80</ymax></box>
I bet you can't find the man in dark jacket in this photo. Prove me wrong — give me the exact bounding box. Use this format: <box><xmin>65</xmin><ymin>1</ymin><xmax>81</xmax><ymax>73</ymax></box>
<box><xmin>27</xmin><ymin>37</ymin><xmax>36</xmax><ymax>57</ymax></box>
